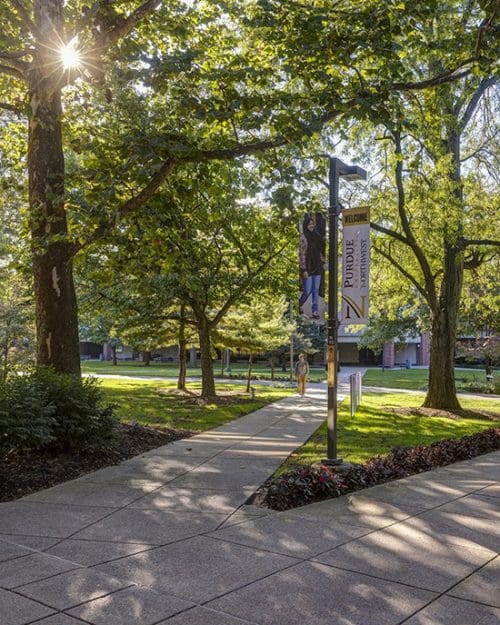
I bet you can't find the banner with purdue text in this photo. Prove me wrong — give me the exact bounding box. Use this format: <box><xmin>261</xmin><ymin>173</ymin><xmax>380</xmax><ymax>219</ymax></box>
<box><xmin>341</xmin><ymin>206</ymin><xmax>370</xmax><ymax>324</ymax></box>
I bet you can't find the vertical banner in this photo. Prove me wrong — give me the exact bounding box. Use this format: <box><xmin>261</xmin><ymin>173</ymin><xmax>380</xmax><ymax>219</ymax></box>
<box><xmin>298</xmin><ymin>212</ymin><xmax>326</xmax><ymax>324</ymax></box>
<box><xmin>342</xmin><ymin>206</ymin><xmax>370</xmax><ymax>324</ymax></box>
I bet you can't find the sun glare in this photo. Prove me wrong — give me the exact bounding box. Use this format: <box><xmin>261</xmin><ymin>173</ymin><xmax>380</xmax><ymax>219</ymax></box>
<box><xmin>60</xmin><ymin>38</ymin><xmax>81</xmax><ymax>69</ymax></box>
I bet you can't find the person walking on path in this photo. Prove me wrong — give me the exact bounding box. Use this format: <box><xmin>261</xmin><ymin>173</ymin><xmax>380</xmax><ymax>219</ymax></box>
<box><xmin>295</xmin><ymin>353</ymin><xmax>309</xmax><ymax>396</ymax></box>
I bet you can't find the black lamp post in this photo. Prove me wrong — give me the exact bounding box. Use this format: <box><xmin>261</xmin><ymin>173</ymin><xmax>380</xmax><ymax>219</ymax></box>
<box><xmin>326</xmin><ymin>157</ymin><xmax>367</xmax><ymax>463</ymax></box>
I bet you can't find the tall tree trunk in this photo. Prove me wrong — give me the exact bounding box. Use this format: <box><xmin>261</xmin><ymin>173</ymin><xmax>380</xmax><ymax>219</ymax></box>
<box><xmin>424</xmin><ymin>301</ymin><xmax>461</xmax><ymax>409</ymax></box>
<box><xmin>177</xmin><ymin>306</ymin><xmax>187</xmax><ymax>391</ymax></box>
<box><xmin>111</xmin><ymin>345</ymin><xmax>117</xmax><ymax>366</ymax></box>
<box><xmin>142</xmin><ymin>350</ymin><xmax>151</xmax><ymax>366</ymax></box>
<box><xmin>424</xmin><ymin>130</ymin><xmax>463</xmax><ymax>410</ymax></box>
<box><xmin>29</xmin><ymin>0</ymin><xmax>81</xmax><ymax>376</ymax></box>
<box><xmin>246</xmin><ymin>352</ymin><xmax>253</xmax><ymax>393</ymax></box>
<box><xmin>2</xmin><ymin>330</ymin><xmax>9</xmax><ymax>380</ymax></box>
<box><xmin>197</xmin><ymin>315</ymin><xmax>216</xmax><ymax>399</ymax></box>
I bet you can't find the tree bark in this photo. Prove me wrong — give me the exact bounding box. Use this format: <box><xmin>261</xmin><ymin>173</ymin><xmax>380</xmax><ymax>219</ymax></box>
<box><xmin>424</xmin><ymin>300</ymin><xmax>461</xmax><ymax>409</ymax></box>
<box><xmin>177</xmin><ymin>306</ymin><xmax>187</xmax><ymax>391</ymax></box>
<box><xmin>423</xmin><ymin>129</ymin><xmax>464</xmax><ymax>409</ymax></box>
<box><xmin>246</xmin><ymin>352</ymin><xmax>253</xmax><ymax>394</ymax></box>
<box><xmin>142</xmin><ymin>350</ymin><xmax>151</xmax><ymax>366</ymax></box>
<box><xmin>196</xmin><ymin>314</ymin><xmax>216</xmax><ymax>399</ymax></box>
<box><xmin>28</xmin><ymin>1</ymin><xmax>81</xmax><ymax>376</ymax></box>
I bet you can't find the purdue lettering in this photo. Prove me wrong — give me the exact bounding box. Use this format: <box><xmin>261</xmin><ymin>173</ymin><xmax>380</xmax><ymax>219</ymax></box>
<box><xmin>343</xmin><ymin>240</ymin><xmax>354</xmax><ymax>288</ymax></box>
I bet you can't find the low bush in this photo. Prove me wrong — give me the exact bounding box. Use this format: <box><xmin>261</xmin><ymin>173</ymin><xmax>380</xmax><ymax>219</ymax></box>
<box><xmin>0</xmin><ymin>368</ymin><xmax>117</xmax><ymax>452</ymax></box>
<box><xmin>256</xmin><ymin>428</ymin><xmax>500</xmax><ymax>511</ymax></box>
<box><xmin>456</xmin><ymin>380</ymin><xmax>498</xmax><ymax>394</ymax></box>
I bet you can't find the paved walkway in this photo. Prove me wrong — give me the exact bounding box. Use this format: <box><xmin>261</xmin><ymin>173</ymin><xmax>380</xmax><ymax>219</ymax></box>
<box><xmin>1</xmin><ymin>376</ymin><xmax>499</xmax><ymax>625</ymax></box>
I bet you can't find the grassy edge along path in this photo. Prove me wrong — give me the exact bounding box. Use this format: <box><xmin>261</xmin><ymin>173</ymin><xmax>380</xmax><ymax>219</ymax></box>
<box><xmin>84</xmin><ymin>361</ymin><xmax>497</xmax><ymax>389</ymax></box>
<box><xmin>82</xmin><ymin>360</ymin><xmax>327</xmax><ymax>382</ymax></box>
<box><xmin>362</xmin><ymin>366</ymin><xmax>498</xmax><ymax>391</ymax></box>
<box><xmin>276</xmin><ymin>390</ymin><xmax>500</xmax><ymax>474</ymax></box>
<box><xmin>98</xmin><ymin>378</ymin><xmax>294</xmax><ymax>432</ymax></box>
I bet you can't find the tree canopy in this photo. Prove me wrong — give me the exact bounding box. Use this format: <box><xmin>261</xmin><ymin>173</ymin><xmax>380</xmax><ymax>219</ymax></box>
<box><xmin>0</xmin><ymin>0</ymin><xmax>498</xmax><ymax>411</ymax></box>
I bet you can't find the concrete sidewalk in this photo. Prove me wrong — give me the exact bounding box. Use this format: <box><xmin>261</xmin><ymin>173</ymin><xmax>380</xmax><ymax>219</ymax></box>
<box><xmin>1</xmin><ymin>380</ymin><xmax>499</xmax><ymax>625</ymax></box>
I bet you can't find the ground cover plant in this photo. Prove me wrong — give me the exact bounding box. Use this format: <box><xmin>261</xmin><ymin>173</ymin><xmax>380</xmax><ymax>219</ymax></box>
<box><xmin>254</xmin><ymin>429</ymin><xmax>500</xmax><ymax>511</ymax></box>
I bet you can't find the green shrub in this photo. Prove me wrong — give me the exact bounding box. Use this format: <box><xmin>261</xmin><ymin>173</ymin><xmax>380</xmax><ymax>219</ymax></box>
<box><xmin>456</xmin><ymin>377</ymin><xmax>496</xmax><ymax>394</ymax></box>
<box><xmin>0</xmin><ymin>374</ymin><xmax>57</xmax><ymax>450</ymax></box>
<box><xmin>0</xmin><ymin>368</ymin><xmax>117</xmax><ymax>452</ymax></box>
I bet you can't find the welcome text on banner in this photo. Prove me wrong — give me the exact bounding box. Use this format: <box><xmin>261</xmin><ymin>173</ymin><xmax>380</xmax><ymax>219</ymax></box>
<box><xmin>341</xmin><ymin>206</ymin><xmax>370</xmax><ymax>325</ymax></box>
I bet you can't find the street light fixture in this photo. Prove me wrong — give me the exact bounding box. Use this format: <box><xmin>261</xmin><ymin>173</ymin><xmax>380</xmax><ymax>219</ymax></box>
<box><xmin>325</xmin><ymin>157</ymin><xmax>367</xmax><ymax>464</ymax></box>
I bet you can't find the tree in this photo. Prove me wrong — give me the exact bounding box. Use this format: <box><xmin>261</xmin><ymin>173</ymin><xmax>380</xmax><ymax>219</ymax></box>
<box><xmin>0</xmin><ymin>1</ymin><xmax>294</xmax><ymax>375</ymax></box>
<box><xmin>216</xmin><ymin>296</ymin><xmax>294</xmax><ymax>392</ymax></box>
<box><xmin>457</xmin><ymin>334</ymin><xmax>500</xmax><ymax>379</ymax></box>
<box><xmin>368</xmin><ymin>74</ymin><xmax>498</xmax><ymax>408</ymax></box>
<box><xmin>0</xmin><ymin>1</ymin><xmax>173</xmax><ymax>374</ymax></box>
<box><xmin>75</xmin><ymin>158</ymin><xmax>296</xmax><ymax>398</ymax></box>
<box><xmin>245</xmin><ymin>0</ymin><xmax>499</xmax><ymax>408</ymax></box>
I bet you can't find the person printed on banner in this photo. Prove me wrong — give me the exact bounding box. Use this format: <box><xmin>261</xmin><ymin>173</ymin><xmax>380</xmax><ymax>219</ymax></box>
<box><xmin>295</xmin><ymin>353</ymin><xmax>309</xmax><ymax>396</ymax></box>
<box><xmin>299</xmin><ymin>214</ymin><xmax>325</xmax><ymax>320</ymax></box>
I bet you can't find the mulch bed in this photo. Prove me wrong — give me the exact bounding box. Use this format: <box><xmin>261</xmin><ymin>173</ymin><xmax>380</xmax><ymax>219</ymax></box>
<box><xmin>0</xmin><ymin>423</ymin><xmax>196</xmax><ymax>503</ymax></box>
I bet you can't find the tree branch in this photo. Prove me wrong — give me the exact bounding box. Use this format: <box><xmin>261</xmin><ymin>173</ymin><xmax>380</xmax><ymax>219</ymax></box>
<box><xmin>392</xmin><ymin>130</ymin><xmax>438</xmax><ymax>308</ymax></box>
<box><xmin>70</xmin><ymin>1</ymin><xmax>103</xmax><ymax>38</ymax></box>
<box><xmin>175</xmin><ymin>104</ymin><xmax>345</xmax><ymax>163</ymax></box>
<box><xmin>0</xmin><ymin>63</ymin><xmax>25</xmax><ymax>80</ymax></box>
<box><xmin>78</xmin><ymin>157</ymin><xmax>177</xmax><ymax>252</ymax></box>
<box><xmin>0</xmin><ymin>101</ymin><xmax>23</xmax><ymax>115</ymax></box>
<box><xmin>373</xmin><ymin>244</ymin><xmax>430</xmax><ymax>306</ymax></box>
<box><xmin>211</xmin><ymin>240</ymin><xmax>292</xmax><ymax>328</ymax></box>
<box><xmin>392</xmin><ymin>68</ymin><xmax>472</xmax><ymax>92</ymax></box>
<box><xmin>77</xmin><ymin>105</ymin><xmax>347</xmax><ymax>255</ymax></box>
<box><xmin>96</xmin><ymin>0</ymin><xmax>162</xmax><ymax>48</ymax></box>
<box><xmin>10</xmin><ymin>0</ymin><xmax>35</xmax><ymax>34</ymax></box>
<box><xmin>464</xmin><ymin>239</ymin><xmax>500</xmax><ymax>247</ymax></box>
<box><xmin>179</xmin><ymin>137</ymin><xmax>291</xmax><ymax>162</ymax></box>
<box><xmin>475</xmin><ymin>6</ymin><xmax>499</xmax><ymax>58</ymax></box>
<box><xmin>370</xmin><ymin>221</ymin><xmax>410</xmax><ymax>246</ymax></box>
<box><xmin>459</xmin><ymin>76</ymin><xmax>499</xmax><ymax>131</ymax></box>
<box><xmin>0</xmin><ymin>48</ymin><xmax>32</xmax><ymax>60</ymax></box>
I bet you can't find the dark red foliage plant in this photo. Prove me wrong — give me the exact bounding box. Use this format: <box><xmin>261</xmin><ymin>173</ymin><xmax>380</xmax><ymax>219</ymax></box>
<box><xmin>256</xmin><ymin>429</ymin><xmax>500</xmax><ymax>511</ymax></box>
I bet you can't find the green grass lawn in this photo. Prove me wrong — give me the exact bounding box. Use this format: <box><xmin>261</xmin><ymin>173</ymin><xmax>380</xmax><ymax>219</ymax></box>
<box><xmin>362</xmin><ymin>366</ymin><xmax>497</xmax><ymax>390</ymax></box>
<box><xmin>84</xmin><ymin>361</ymin><xmax>497</xmax><ymax>390</ymax></box>
<box><xmin>98</xmin><ymin>377</ymin><xmax>293</xmax><ymax>432</ymax></box>
<box><xmin>92</xmin><ymin>366</ymin><xmax>498</xmax><ymax>468</ymax></box>
<box><xmin>82</xmin><ymin>360</ymin><xmax>327</xmax><ymax>382</ymax></box>
<box><xmin>277</xmin><ymin>390</ymin><xmax>500</xmax><ymax>473</ymax></box>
